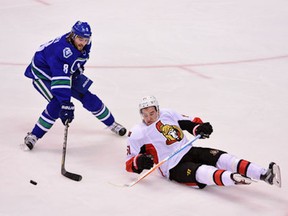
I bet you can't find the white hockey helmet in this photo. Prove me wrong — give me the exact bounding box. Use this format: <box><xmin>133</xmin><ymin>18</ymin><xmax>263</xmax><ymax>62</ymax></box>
<box><xmin>139</xmin><ymin>95</ymin><xmax>159</xmax><ymax>113</ymax></box>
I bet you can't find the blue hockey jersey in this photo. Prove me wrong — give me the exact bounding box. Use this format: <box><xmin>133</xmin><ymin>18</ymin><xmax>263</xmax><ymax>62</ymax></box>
<box><xmin>24</xmin><ymin>33</ymin><xmax>91</xmax><ymax>103</ymax></box>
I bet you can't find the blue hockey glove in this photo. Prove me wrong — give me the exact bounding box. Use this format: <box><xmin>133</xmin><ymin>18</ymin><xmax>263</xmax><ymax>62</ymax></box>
<box><xmin>59</xmin><ymin>101</ymin><xmax>75</xmax><ymax>125</ymax></box>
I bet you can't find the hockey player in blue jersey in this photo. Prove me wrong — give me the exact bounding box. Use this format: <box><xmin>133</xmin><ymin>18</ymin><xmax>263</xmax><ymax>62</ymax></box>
<box><xmin>22</xmin><ymin>21</ymin><xmax>126</xmax><ymax>150</ymax></box>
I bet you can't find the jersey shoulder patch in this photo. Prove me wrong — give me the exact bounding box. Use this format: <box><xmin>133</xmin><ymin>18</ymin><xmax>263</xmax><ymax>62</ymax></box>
<box><xmin>63</xmin><ymin>47</ymin><xmax>73</xmax><ymax>58</ymax></box>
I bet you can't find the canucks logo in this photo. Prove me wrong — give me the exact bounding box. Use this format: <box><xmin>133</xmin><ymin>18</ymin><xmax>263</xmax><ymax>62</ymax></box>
<box><xmin>63</xmin><ymin>47</ymin><xmax>73</xmax><ymax>58</ymax></box>
<box><xmin>156</xmin><ymin>120</ymin><xmax>184</xmax><ymax>145</ymax></box>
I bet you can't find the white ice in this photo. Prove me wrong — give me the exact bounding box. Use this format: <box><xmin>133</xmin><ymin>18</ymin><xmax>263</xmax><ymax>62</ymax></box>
<box><xmin>0</xmin><ymin>0</ymin><xmax>288</xmax><ymax>215</ymax></box>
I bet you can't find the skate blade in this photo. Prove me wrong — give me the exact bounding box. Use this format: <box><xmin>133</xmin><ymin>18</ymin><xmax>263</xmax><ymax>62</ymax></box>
<box><xmin>20</xmin><ymin>143</ymin><xmax>30</xmax><ymax>151</ymax></box>
<box><xmin>272</xmin><ymin>164</ymin><xmax>281</xmax><ymax>188</ymax></box>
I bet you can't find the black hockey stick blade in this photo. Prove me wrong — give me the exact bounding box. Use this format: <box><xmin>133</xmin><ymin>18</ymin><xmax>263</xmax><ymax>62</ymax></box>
<box><xmin>62</xmin><ymin>169</ymin><xmax>82</xmax><ymax>181</ymax></box>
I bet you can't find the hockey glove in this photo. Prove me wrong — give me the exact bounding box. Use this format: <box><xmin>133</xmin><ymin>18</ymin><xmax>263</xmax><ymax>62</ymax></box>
<box><xmin>59</xmin><ymin>101</ymin><xmax>75</xmax><ymax>125</ymax></box>
<box><xmin>136</xmin><ymin>154</ymin><xmax>154</xmax><ymax>170</ymax></box>
<box><xmin>193</xmin><ymin>122</ymin><xmax>213</xmax><ymax>139</ymax></box>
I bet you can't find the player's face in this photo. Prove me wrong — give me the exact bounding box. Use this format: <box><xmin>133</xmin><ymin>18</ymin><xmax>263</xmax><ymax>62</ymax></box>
<box><xmin>141</xmin><ymin>106</ymin><xmax>159</xmax><ymax>126</ymax></box>
<box><xmin>74</xmin><ymin>36</ymin><xmax>90</xmax><ymax>51</ymax></box>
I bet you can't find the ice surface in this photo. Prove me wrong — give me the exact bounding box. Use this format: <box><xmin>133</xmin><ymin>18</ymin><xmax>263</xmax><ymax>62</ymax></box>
<box><xmin>0</xmin><ymin>0</ymin><xmax>287</xmax><ymax>215</ymax></box>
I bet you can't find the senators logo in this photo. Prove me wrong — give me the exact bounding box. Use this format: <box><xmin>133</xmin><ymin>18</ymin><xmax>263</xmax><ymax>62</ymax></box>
<box><xmin>156</xmin><ymin>120</ymin><xmax>184</xmax><ymax>145</ymax></box>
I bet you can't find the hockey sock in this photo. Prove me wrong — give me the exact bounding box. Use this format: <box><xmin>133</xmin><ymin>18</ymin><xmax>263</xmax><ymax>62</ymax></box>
<box><xmin>216</xmin><ymin>153</ymin><xmax>266</xmax><ymax>180</ymax></box>
<box><xmin>32</xmin><ymin>109</ymin><xmax>56</xmax><ymax>139</ymax></box>
<box><xmin>92</xmin><ymin>104</ymin><xmax>115</xmax><ymax>126</ymax></box>
<box><xmin>78</xmin><ymin>91</ymin><xmax>115</xmax><ymax>126</ymax></box>
<box><xmin>195</xmin><ymin>165</ymin><xmax>235</xmax><ymax>186</ymax></box>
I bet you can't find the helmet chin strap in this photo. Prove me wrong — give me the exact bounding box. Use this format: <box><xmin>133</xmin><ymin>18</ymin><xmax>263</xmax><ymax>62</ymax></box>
<box><xmin>66</xmin><ymin>32</ymin><xmax>76</xmax><ymax>45</ymax></box>
<box><xmin>70</xmin><ymin>34</ymin><xmax>78</xmax><ymax>50</ymax></box>
<box><xmin>71</xmin><ymin>32</ymin><xmax>77</xmax><ymax>40</ymax></box>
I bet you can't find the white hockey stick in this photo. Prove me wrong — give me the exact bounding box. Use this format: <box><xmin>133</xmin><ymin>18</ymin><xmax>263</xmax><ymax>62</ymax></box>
<box><xmin>122</xmin><ymin>134</ymin><xmax>201</xmax><ymax>187</ymax></box>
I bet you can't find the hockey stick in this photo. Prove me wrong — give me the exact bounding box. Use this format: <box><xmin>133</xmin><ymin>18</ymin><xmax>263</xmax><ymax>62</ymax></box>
<box><xmin>61</xmin><ymin>123</ymin><xmax>82</xmax><ymax>181</ymax></box>
<box><xmin>123</xmin><ymin>134</ymin><xmax>201</xmax><ymax>187</ymax></box>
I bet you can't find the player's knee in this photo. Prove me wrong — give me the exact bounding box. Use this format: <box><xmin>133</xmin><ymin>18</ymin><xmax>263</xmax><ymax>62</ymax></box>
<box><xmin>200</xmin><ymin>148</ymin><xmax>227</xmax><ymax>166</ymax></box>
<box><xmin>170</xmin><ymin>165</ymin><xmax>207</xmax><ymax>189</ymax></box>
<box><xmin>81</xmin><ymin>92</ymin><xmax>103</xmax><ymax>112</ymax></box>
<box><xmin>46</xmin><ymin>98</ymin><xmax>61</xmax><ymax>119</ymax></box>
<box><xmin>169</xmin><ymin>163</ymin><xmax>203</xmax><ymax>186</ymax></box>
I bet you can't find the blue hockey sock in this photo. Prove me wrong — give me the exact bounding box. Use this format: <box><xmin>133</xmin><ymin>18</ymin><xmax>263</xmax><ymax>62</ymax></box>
<box><xmin>31</xmin><ymin>109</ymin><xmax>56</xmax><ymax>139</ymax></box>
<box><xmin>75</xmin><ymin>91</ymin><xmax>115</xmax><ymax>126</ymax></box>
<box><xmin>92</xmin><ymin>104</ymin><xmax>115</xmax><ymax>126</ymax></box>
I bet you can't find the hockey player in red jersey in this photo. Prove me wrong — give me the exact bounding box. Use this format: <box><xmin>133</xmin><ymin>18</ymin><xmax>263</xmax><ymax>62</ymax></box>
<box><xmin>125</xmin><ymin>96</ymin><xmax>281</xmax><ymax>188</ymax></box>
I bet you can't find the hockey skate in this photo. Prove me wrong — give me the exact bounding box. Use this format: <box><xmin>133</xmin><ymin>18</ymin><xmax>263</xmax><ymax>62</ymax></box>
<box><xmin>109</xmin><ymin>122</ymin><xmax>127</xmax><ymax>136</ymax></box>
<box><xmin>22</xmin><ymin>132</ymin><xmax>38</xmax><ymax>150</ymax></box>
<box><xmin>231</xmin><ymin>173</ymin><xmax>253</xmax><ymax>185</ymax></box>
<box><xmin>260</xmin><ymin>162</ymin><xmax>281</xmax><ymax>188</ymax></box>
